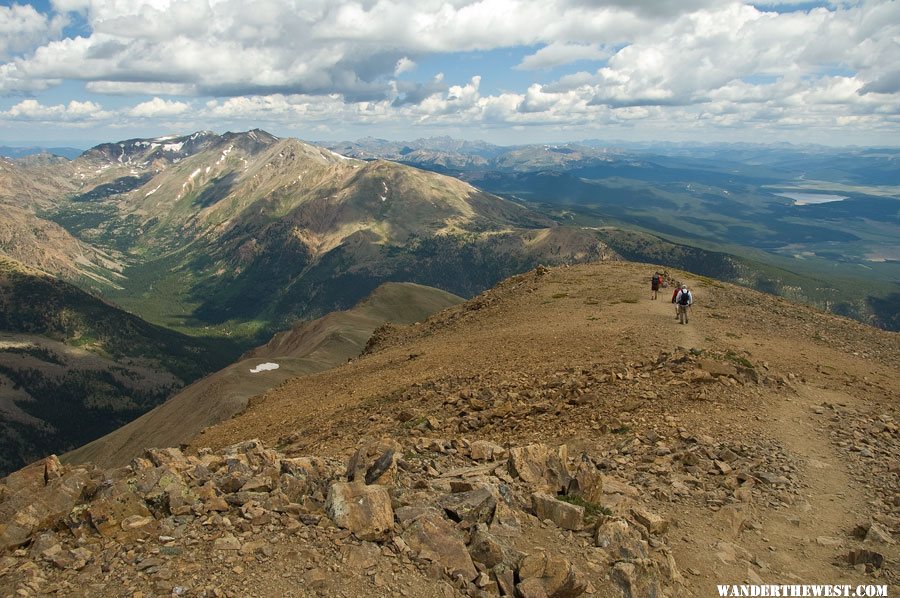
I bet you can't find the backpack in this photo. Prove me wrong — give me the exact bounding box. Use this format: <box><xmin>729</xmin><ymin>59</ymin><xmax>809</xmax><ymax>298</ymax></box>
<box><xmin>678</xmin><ymin>290</ymin><xmax>690</xmax><ymax>305</ymax></box>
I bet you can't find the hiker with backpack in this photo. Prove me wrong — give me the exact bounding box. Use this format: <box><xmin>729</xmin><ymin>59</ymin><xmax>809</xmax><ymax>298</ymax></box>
<box><xmin>674</xmin><ymin>285</ymin><xmax>693</xmax><ymax>324</ymax></box>
<box><xmin>651</xmin><ymin>272</ymin><xmax>662</xmax><ymax>300</ymax></box>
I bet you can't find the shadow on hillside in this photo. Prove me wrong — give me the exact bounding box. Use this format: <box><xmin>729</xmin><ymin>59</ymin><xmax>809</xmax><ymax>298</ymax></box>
<box><xmin>867</xmin><ymin>291</ymin><xmax>900</xmax><ymax>332</ymax></box>
<box><xmin>194</xmin><ymin>172</ymin><xmax>239</xmax><ymax>207</ymax></box>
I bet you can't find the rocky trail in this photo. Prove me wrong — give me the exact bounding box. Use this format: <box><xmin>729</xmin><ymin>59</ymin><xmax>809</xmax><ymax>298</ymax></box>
<box><xmin>1</xmin><ymin>262</ymin><xmax>897</xmax><ymax>597</ymax></box>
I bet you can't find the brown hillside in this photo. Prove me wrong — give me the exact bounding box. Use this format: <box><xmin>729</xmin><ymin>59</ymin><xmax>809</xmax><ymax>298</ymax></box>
<box><xmin>195</xmin><ymin>260</ymin><xmax>898</xmax><ymax>594</ymax></box>
<box><xmin>1</xmin><ymin>261</ymin><xmax>897</xmax><ymax>597</ymax></box>
<box><xmin>63</xmin><ymin>283</ymin><xmax>462</xmax><ymax>469</ymax></box>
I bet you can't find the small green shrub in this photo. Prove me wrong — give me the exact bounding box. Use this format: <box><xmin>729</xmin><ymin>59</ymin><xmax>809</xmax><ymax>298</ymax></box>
<box><xmin>557</xmin><ymin>494</ymin><xmax>612</xmax><ymax>523</ymax></box>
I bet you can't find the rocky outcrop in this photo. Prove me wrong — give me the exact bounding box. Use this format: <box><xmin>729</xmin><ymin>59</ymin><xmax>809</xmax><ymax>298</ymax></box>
<box><xmin>0</xmin><ymin>436</ymin><xmax>688</xmax><ymax>597</ymax></box>
<box><xmin>508</xmin><ymin>444</ymin><xmax>571</xmax><ymax>493</ymax></box>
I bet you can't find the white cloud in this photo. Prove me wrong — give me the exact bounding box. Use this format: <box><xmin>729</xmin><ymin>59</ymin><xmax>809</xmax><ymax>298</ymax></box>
<box><xmin>516</xmin><ymin>42</ymin><xmax>610</xmax><ymax>70</ymax></box>
<box><xmin>394</xmin><ymin>57</ymin><xmax>416</xmax><ymax>76</ymax></box>
<box><xmin>86</xmin><ymin>81</ymin><xmax>197</xmax><ymax>96</ymax></box>
<box><xmin>3</xmin><ymin>99</ymin><xmax>111</xmax><ymax>123</ymax></box>
<box><xmin>0</xmin><ymin>0</ymin><xmax>895</xmax><ymax>142</ymax></box>
<box><xmin>0</xmin><ymin>4</ymin><xmax>66</xmax><ymax>60</ymax></box>
<box><xmin>129</xmin><ymin>97</ymin><xmax>191</xmax><ymax>118</ymax></box>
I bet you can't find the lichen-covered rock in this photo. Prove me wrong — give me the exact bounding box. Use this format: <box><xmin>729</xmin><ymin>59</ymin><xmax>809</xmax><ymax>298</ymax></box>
<box><xmin>517</xmin><ymin>552</ymin><xmax>586</xmax><ymax>598</ymax></box>
<box><xmin>531</xmin><ymin>493</ymin><xmax>584</xmax><ymax>531</ymax></box>
<box><xmin>0</xmin><ymin>466</ymin><xmax>91</xmax><ymax>551</ymax></box>
<box><xmin>402</xmin><ymin>512</ymin><xmax>477</xmax><ymax>583</ymax></box>
<box><xmin>508</xmin><ymin>444</ymin><xmax>571</xmax><ymax>492</ymax></box>
<box><xmin>470</xmin><ymin>440</ymin><xmax>506</xmax><ymax>461</ymax></box>
<box><xmin>325</xmin><ymin>481</ymin><xmax>393</xmax><ymax>541</ymax></box>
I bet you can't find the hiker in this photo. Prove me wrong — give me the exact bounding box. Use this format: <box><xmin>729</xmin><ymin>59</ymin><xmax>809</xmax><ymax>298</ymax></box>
<box><xmin>674</xmin><ymin>285</ymin><xmax>693</xmax><ymax>324</ymax></box>
<box><xmin>651</xmin><ymin>272</ymin><xmax>662</xmax><ymax>300</ymax></box>
<box><xmin>671</xmin><ymin>285</ymin><xmax>681</xmax><ymax>317</ymax></box>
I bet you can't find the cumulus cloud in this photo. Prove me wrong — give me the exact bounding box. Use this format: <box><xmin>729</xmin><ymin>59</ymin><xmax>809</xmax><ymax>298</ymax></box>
<box><xmin>0</xmin><ymin>4</ymin><xmax>66</xmax><ymax>60</ymax></box>
<box><xmin>128</xmin><ymin>97</ymin><xmax>191</xmax><ymax>118</ymax></box>
<box><xmin>516</xmin><ymin>42</ymin><xmax>610</xmax><ymax>70</ymax></box>
<box><xmin>0</xmin><ymin>0</ymin><xmax>895</xmax><ymax>140</ymax></box>
<box><xmin>394</xmin><ymin>57</ymin><xmax>416</xmax><ymax>76</ymax></box>
<box><xmin>3</xmin><ymin>99</ymin><xmax>111</xmax><ymax>123</ymax></box>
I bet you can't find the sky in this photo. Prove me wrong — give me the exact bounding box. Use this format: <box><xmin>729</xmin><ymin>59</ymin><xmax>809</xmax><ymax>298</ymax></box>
<box><xmin>0</xmin><ymin>0</ymin><xmax>898</xmax><ymax>147</ymax></box>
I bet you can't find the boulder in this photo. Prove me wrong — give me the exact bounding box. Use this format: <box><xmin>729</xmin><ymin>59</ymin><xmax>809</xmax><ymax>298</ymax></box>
<box><xmin>438</xmin><ymin>487</ymin><xmax>497</xmax><ymax>525</ymax></box>
<box><xmin>595</xmin><ymin>520</ymin><xmax>649</xmax><ymax>561</ymax></box>
<box><xmin>470</xmin><ymin>440</ymin><xmax>506</xmax><ymax>461</ymax></box>
<box><xmin>346</xmin><ymin>438</ymin><xmax>402</xmax><ymax>486</ymax></box>
<box><xmin>222</xmin><ymin>439</ymin><xmax>280</xmax><ymax>471</ymax></box>
<box><xmin>1</xmin><ymin>456</ymin><xmax>63</xmax><ymax>495</ymax></box>
<box><xmin>630</xmin><ymin>506</ymin><xmax>668</xmax><ymax>535</ymax></box>
<box><xmin>516</xmin><ymin>552</ymin><xmax>586</xmax><ymax>598</ymax></box>
<box><xmin>611</xmin><ymin>561</ymin><xmax>662</xmax><ymax>598</ymax></box>
<box><xmin>508</xmin><ymin>444</ymin><xmax>571</xmax><ymax>492</ymax></box>
<box><xmin>494</xmin><ymin>564</ymin><xmax>516</xmax><ymax>596</ymax></box>
<box><xmin>864</xmin><ymin>522</ymin><xmax>895</xmax><ymax>546</ymax></box>
<box><xmin>468</xmin><ymin>524</ymin><xmax>507</xmax><ymax>569</ymax></box>
<box><xmin>86</xmin><ymin>482</ymin><xmax>153</xmax><ymax>538</ymax></box>
<box><xmin>213</xmin><ymin>534</ymin><xmax>242</xmax><ymax>551</ymax></box>
<box><xmin>699</xmin><ymin>359</ymin><xmax>738</xmax><ymax>378</ymax></box>
<box><xmin>280</xmin><ymin>456</ymin><xmax>331</xmax><ymax>480</ymax></box>
<box><xmin>517</xmin><ymin>578</ymin><xmax>549</xmax><ymax>598</ymax></box>
<box><xmin>325</xmin><ymin>481</ymin><xmax>394</xmax><ymax>541</ymax></box>
<box><xmin>143</xmin><ymin>467</ymin><xmax>197</xmax><ymax>517</ymax></box>
<box><xmin>0</xmin><ymin>467</ymin><xmax>91</xmax><ymax>551</ymax></box>
<box><xmin>48</xmin><ymin>546</ymin><xmax>92</xmax><ymax>571</ymax></box>
<box><xmin>144</xmin><ymin>447</ymin><xmax>187</xmax><ymax>468</ymax></box>
<box><xmin>402</xmin><ymin>513</ymin><xmax>477</xmax><ymax>582</ymax></box>
<box><xmin>531</xmin><ymin>493</ymin><xmax>584</xmax><ymax>531</ymax></box>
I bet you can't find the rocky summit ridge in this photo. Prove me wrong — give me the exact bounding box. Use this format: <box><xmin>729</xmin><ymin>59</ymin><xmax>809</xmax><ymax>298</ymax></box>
<box><xmin>0</xmin><ymin>260</ymin><xmax>898</xmax><ymax>597</ymax></box>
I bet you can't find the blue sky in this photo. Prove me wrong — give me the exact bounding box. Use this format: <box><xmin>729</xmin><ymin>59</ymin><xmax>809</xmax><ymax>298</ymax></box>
<box><xmin>0</xmin><ymin>0</ymin><xmax>897</xmax><ymax>147</ymax></box>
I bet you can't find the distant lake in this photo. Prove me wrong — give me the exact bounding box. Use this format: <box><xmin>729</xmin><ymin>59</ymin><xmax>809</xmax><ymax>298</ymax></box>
<box><xmin>773</xmin><ymin>191</ymin><xmax>848</xmax><ymax>205</ymax></box>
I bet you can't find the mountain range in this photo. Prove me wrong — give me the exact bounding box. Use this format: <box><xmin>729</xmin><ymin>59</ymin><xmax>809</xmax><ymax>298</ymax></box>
<box><xmin>0</xmin><ymin>129</ymin><xmax>619</xmax><ymax>473</ymax></box>
<box><xmin>325</xmin><ymin>137</ymin><xmax>900</xmax><ymax>330</ymax></box>
<box><xmin>1</xmin><ymin>128</ymin><xmax>896</xmax><ymax>474</ymax></box>
<box><xmin>0</xmin><ymin>130</ymin><xmax>898</xmax><ymax>596</ymax></box>
<box><xmin>0</xmin><ymin>146</ymin><xmax>84</xmax><ymax>160</ymax></box>
<box><xmin>11</xmin><ymin>130</ymin><xmax>615</xmax><ymax>337</ymax></box>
